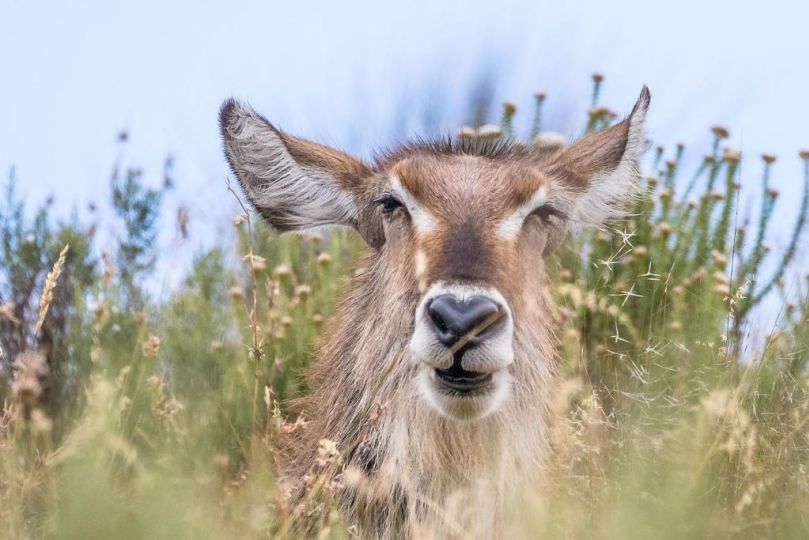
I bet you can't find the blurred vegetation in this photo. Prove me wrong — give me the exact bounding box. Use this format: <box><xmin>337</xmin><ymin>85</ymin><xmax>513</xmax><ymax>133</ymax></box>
<box><xmin>1</xmin><ymin>75</ymin><xmax>809</xmax><ymax>538</ymax></box>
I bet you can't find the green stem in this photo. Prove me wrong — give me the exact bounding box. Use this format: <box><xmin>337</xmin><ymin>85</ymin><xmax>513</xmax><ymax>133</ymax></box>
<box><xmin>750</xmin><ymin>159</ymin><xmax>809</xmax><ymax>306</ymax></box>
<box><xmin>530</xmin><ymin>93</ymin><xmax>546</xmax><ymax>139</ymax></box>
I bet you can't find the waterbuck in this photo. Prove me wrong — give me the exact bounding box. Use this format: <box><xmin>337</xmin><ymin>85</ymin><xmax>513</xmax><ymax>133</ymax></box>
<box><xmin>219</xmin><ymin>87</ymin><xmax>650</xmax><ymax>537</ymax></box>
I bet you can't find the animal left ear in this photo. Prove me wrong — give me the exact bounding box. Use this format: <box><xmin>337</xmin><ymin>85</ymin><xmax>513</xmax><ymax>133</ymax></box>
<box><xmin>545</xmin><ymin>86</ymin><xmax>650</xmax><ymax>227</ymax></box>
<box><xmin>219</xmin><ymin>99</ymin><xmax>385</xmax><ymax>248</ymax></box>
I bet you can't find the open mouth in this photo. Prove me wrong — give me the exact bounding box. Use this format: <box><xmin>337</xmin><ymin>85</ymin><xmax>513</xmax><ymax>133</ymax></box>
<box><xmin>434</xmin><ymin>364</ymin><xmax>493</xmax><ymax>393</ymax></box>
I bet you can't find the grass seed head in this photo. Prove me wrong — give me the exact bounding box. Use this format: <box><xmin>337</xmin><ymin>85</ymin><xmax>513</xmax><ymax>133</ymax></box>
<box><xmin>142</xmin><ymin>335</ymin><xmax>161</xmax><ymax>358</ymax></box>
<box><xmin>657</xmin><ymin>222</ymin><xmax>673</xmax><ymax>236</ymax></box>
<box><xmin>723</xmin><ymin>148</ymin><xmax>741</xmax><ymax>163</ymax></box>
<box><xmin>459</xmin><ymin>126</ymin><xmax>476</xmax><ymax>139</ymax></box>
<box><xmin>295</xmin><ymin>285</ymin><xmax>312</xmax><ymax>299</ymax></box>
<box><xmin>35</xmin><ymin>244</ymin><xmax>69</xmax><ymax>334</ymax></box>
<box><xmin>477</xmin><ymin>124</ymin><xmax>502</xmax><ymax>139</ymax></box>
<box><xmin>712</xmin><ymin>250</ymin><xmax>728</xmax><ymax>268</ymax></box>
<box><xmin>273</xmin><ymin>264</ymin><xmax>292</xmax><ymax>278</ymax></box>
<box><xmin>228</xmin><ymin>286</ymin><xmax>245</xmax><ymax>299</ymax></box>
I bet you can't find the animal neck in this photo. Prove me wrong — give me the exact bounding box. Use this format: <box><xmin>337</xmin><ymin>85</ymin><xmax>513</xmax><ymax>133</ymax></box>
<box><xmin>289</xmin><ymin>256</ymin><xmax>557</xmax><ymax>534</ymax></box>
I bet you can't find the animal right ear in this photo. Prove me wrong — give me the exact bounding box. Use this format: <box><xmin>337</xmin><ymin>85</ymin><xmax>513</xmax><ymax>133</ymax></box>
<box><xmin>544</xmin><ymin>86</ymin><xmax>650</xmax><ymax>227</ymax></box>
<box><xmin>219</xmin><ymin>99</ymin><xmax>384</xmax><ymax>247</ymax></box>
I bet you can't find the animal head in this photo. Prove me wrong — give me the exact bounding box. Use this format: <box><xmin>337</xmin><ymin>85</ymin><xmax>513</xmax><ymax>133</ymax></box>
<box><xmin>220</xmin><ymin>88</ymin><xmax>649</xmax><ymax>421</ymax></box>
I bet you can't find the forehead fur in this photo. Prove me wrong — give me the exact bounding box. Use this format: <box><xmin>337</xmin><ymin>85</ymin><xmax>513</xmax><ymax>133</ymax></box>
<box><xmin>377</xmin><ymin>138</ymin><xmax>546</xmax><ymax>210</ymax></box>
<box><xmin>376</xmin><ymin>136</ymin><xmax>534</xmax><ymax>166</ymax></box>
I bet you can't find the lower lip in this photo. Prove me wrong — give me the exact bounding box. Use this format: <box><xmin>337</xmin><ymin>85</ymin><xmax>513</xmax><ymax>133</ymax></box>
<box><xmin>434</xmin><ymin>368</ymin><xmax>493</xmax><ymax>393</ymax></box>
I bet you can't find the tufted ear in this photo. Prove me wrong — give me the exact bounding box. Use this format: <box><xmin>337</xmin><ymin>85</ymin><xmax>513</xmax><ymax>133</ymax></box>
<box><xmin>545</xmin><ymin>86</ymin><xmax>650</xmax><ymax>227</ymax></box>
<box><xmin>219</xmin><ymin>99</ymin><xmax>384</xmax><ymax>247</ymax></box>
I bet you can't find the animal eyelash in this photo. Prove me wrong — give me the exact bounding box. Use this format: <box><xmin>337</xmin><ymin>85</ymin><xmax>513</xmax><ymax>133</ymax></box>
<box><xmin>373</xmin><ymin>194</ymin><xmax>404</xmax><ymax>215</ymax></box>
<box><xmin>531</xmin><ymin>204</ymin><xmax>567</xmax><ymax>224</ymax></box>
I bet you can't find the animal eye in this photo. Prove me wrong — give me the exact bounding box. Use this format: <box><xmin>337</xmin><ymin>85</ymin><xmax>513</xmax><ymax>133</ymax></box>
<box><xmin>531</xmin><ymin>204</ymin><xmax>566</xmax><ymax>224</ymax></box>
<box><xmin>375</xmin><ymin>194</ymin><xmax>404</xmax><ymax>215</ymax></box>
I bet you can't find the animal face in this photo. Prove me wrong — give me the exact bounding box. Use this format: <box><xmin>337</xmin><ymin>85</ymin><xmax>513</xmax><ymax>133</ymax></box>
<box><xmin>220</xmin><ymin>88</ymin><xmax>649</xmax><ymax>421</ymax></box>
<box><xmin>378</xmin><ymin>154</ymin><xmax>557</xmax><ymax>420</ymax></box>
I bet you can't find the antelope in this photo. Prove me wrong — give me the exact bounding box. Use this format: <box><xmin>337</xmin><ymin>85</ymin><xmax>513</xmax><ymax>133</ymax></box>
<box><xmin>219</xmin><ymin>87</ymin><xmax>650</xmax><ymax>537</ymax></box>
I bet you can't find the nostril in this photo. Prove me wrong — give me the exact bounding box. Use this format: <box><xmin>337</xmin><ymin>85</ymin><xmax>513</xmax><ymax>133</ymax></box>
<box><xmin>426</xmin><ymin>294</ymin><xmax>504</xmax><ymax>349</ymax></box>
<box><xmin>429</xmin><ymin>307</ymin><xmax>449</xmax><ymax>334</ymax></box>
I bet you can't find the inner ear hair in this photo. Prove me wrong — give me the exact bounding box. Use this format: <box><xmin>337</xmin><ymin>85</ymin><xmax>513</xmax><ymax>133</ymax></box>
<box><xmin>219</xmin><ymin>99</ymin><xmax>384</xmax><ymax>246</ymax></box>
<box><xmin>545</xmin><ymin>86</ymin><xmax>650</xmax><ymax>226</ymax></box>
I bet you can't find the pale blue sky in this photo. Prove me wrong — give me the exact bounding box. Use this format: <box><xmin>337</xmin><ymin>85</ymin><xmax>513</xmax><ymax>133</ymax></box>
<box><xmin>1</xmin><ymin>0</ymin><xmax>807</xmax><ymax>300</ymax></box>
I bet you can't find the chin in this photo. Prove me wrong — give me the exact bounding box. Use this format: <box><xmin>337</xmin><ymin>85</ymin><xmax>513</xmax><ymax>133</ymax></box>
<box><xmin>416</xmin><ymin>367</ymin><xmax>512</xmax><ymax>421</ymax></box>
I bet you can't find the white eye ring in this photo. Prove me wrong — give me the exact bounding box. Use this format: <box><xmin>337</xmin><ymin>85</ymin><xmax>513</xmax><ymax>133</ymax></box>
<box><xmin>495</xmin><ymin>187</ymin><xmax>549</xmax><ymax>239</ymax></box>
<box><xmin>389</xmin><ymin>176</ymin><xmax>436</xmax><ymax>233</ymax></box>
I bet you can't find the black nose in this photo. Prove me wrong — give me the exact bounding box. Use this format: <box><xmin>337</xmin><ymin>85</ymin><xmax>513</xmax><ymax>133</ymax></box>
<box><xmin>426</xmin><ymin>295</ymin><xmax>503</xmax><ymax>349</ymax></box>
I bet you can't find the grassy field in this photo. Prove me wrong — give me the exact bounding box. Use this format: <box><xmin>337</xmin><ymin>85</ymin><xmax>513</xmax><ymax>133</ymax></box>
<box><xmin>2</xmin><ymin>77</ymin><xmax>809</xmax><ymax>538</ymax></box>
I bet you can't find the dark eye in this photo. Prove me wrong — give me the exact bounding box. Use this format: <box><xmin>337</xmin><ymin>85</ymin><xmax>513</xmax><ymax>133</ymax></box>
<box><xmin>374</xmin><ymin>194</ymin><xmax>404</xmax><ymax>215</ymax></box>
<box><xmin>531</xmin><ymin>204</ymin><xmax>565</xmax><ymax>224</ymax></box>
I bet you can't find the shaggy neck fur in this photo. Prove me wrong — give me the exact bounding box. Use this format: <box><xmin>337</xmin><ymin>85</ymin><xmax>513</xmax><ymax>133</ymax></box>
<box><xmin>280</xmin><ymin>253</ymin><xmax>558</xmax><ymax>538</ymax></box>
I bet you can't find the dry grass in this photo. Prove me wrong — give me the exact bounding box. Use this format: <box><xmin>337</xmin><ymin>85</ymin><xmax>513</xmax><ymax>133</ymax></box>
<box><xmin>1</xmin><ymin>76</ymin><xmax>808</xmax><ymax>538</ymax></box>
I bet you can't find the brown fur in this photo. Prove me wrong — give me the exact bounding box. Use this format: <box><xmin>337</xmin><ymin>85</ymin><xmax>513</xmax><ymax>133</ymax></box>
<box><xmin>219</xmin><ymin>87</ymin><xmax>650</xmax><ymax>537</ymax></box>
